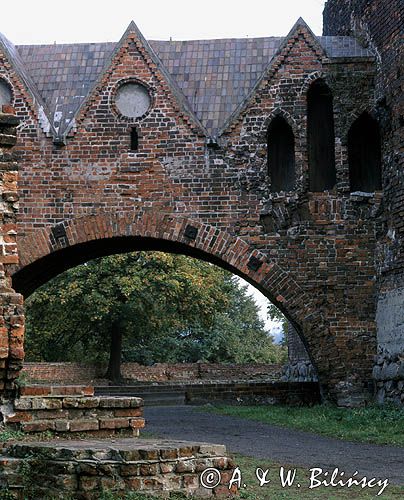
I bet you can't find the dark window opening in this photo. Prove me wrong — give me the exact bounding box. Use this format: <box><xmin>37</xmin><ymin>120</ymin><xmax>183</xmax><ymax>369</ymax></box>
<box><xmin>267</xmin><ymin>116</ymin><xmax>296</xmax><ymax>192</ymax></box>
<box><xmin>307</xmin><ymin>79</ymin><xmax>336</xmax><ymax>191</ymax></box>
<box><xmin>130</xmin><ymin>127</ymin><xmax>138</xmax><ymax>151</ymax></box>
<box><xmin>348</xmin><ymin>113</ymin><xmax>382</xmax><ymax>192</ymax></box>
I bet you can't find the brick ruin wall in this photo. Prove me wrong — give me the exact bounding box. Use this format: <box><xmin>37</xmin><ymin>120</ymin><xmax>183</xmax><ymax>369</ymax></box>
<box><xmin>324</xmin><ymin>0</ymin><xmax>404</xmax><ymax>404</ymax></box>
<box><xmin>22</xmin><ymin>362</ymin><xmax>283</xmax><ymax>385</ymax></box>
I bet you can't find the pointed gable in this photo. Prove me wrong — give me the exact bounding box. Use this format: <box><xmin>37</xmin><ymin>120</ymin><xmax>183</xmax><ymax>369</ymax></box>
<box><xmin>60</xmin><ymin>21</ymin><xmax>207</xmax><ymax>140</ymax></box>
<box><xmin>218</xmin><ymin>18</ymin><xmax>329</xmax><ymax>136</ymax></box>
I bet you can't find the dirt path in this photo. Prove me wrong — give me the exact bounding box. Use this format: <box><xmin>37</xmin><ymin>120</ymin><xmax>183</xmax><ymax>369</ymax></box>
<box><xmin>145</xmin><ymin>405</ymin><xmax>404</xmax><ymax>485</ymax></box>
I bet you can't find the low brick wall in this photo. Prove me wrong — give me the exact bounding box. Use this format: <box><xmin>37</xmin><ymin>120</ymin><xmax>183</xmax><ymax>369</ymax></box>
<box><xmin>22</xmin><ymin>362</ymin><xmax>283</xmax><ymax>384</ymax></box>
<box><xmin>185</xmin><ymin>381</ymin><xmax>321</xmax><ymax>406</ymax></box>
<box><xmin>0</xmin><ymin>439</ymin><xmax>235</xmax><ymax>498</ymax></box>
<box><xmin>3</xmin><ymin>385</ymin><xmax>145</xmax><ymax>435</ymax></box>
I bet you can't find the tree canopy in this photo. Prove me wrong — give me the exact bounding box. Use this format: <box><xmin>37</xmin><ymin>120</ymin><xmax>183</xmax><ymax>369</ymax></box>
<box><xmin>25</xmin><ymin>252</ymin><xmax>286</xmax><ymax>381</ymax></box>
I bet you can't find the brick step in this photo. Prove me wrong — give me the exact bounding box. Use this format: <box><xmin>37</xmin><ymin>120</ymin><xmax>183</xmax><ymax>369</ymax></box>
<box><xmin>95</xmin><ymin>381</ymin><xmax>322</xmax><ymax>407</ymax></box>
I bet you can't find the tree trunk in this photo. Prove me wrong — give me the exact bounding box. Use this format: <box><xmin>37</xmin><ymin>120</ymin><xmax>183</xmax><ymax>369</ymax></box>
<box><xmin>106</xmin><ymin>320</ymin><xmax>123</xmax><ymax>384</ymax></box>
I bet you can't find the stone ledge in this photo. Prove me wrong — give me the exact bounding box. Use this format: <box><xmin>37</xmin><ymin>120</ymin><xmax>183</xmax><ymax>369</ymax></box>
<box><xmin>19</xmin><ymin>384</ymin><xmax>94</xmax><ymax>397</ymax></box>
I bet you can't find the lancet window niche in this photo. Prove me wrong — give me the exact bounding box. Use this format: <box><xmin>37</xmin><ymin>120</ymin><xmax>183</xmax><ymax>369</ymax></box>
<box><xmin>307</xmin><ymin>79</ymin><xmax>336</xmax><ymax>191</ymax></box>
<box><xmin>267</xmin><ymin>115</ymin><xmax>296</xmax><ymax>192</ymax></box>
<box><xmin>348</xmin><ymin>112</ymin><xmax>382</xmax><ymax>192</ymax></box>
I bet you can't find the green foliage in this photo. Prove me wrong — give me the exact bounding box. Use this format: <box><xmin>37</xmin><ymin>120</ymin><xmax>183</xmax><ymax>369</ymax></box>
<box><xmin>0</xmin><ymin>491</ymin><xmax>15</xmax><ymax>500</ymax></box>
<box><xmin>14</xmin><ymin>371</ymin><xmax>32</xmax><ymax>388</ymax></box>
<box><xmin>207</xmin><ymin>403</ymin><xmax>404</xmax><ymax>446</ymax></box>
<box><xmin>25</xmin><ymin>252</ymin><xmax>286</xmax><ymax>367</ymax></box>
<box><xmin>0</xmin><ymin>427</ymin><xmax>25</xmax><ymax>442</ymax></box>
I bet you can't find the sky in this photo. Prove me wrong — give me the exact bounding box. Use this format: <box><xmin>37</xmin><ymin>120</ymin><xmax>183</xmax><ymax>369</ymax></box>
<box><xmin>1</xmin><ymin>0</ymin><xmax>326</xmax><ymax>45</ymax></box>
<box><xmin>0</xmin><ymin>0</ymin><xmax>327</xmax><ymax>342</ymax></box>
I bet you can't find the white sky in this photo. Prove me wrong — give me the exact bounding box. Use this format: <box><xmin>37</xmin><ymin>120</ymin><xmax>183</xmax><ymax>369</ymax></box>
<box><xmin>2</xmin><ymin>0</ymin><xmax>325</xmax><ymax>341</ymax></box>
<box><xmin>2</xmin><ymin>0</ymin><xmax>326</xmax><ymax>45</ymax></box>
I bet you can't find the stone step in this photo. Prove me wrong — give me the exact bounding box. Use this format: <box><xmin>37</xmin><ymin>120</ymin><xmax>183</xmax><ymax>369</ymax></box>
<box><xmin>0</xmin><ymin>438</ymin><xmax>236</xmax><ymax>498</ymax></box>
<box><xmin>5</xmin><ymin>395</ymin><xmax>145</xmax><ymax>435</ymax></box>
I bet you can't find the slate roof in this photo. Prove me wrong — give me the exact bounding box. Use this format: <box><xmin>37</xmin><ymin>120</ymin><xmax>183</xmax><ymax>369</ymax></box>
<box><xmin>9</xmin><ymin>28</ymin><xmax>373</xmax><ymax>138</ymax></box>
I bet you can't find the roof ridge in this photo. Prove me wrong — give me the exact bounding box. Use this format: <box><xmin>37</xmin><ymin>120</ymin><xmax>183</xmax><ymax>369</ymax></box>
<box><xmin>11</xmin><ymin>25</ymin><xmax>374</xmax><ymax>139</ymax></box>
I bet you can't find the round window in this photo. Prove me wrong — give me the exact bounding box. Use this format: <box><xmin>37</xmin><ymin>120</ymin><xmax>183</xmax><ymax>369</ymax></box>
<box><xmin>115</xmin><ymin>82</ymin><xmax>151</xmax><ymax>118</ymax></box>
<box><xmin>0</xmin><ymin>80</ymin><xmax>12</xmax><ymax>107</ymax></box>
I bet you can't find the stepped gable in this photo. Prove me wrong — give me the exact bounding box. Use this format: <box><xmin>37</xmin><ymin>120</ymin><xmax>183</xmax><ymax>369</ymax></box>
<box><xmin>13</xmin><ymin>23</ymin><xmax>373</xmax><ymax>137</ymax></box>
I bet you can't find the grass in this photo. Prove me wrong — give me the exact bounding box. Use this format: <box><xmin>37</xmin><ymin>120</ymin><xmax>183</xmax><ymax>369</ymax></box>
<box><xmin>227</xmin><ymin>454</ymin><xmax>404</xmax><ymax>499</ymax></box>
<box><xmin>204</xmin><ymin>403</ymin><xmax>404</xmax><ymax>446</ymax></box>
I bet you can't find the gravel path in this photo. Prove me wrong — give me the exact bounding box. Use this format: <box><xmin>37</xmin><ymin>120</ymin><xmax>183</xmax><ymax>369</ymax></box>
<box><xmin>145</xmin><ymin>405</ymin><xmax>404</xmax><ymax>485</ymax></box>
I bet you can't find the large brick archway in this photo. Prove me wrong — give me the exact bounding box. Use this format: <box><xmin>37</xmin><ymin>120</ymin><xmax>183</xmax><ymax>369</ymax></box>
<box><xmin>1</xmin><ymin>13</ymin><xmax>395</xmax><ymax>407</ymax></box>
<box><xmin>11</xmin><ymin>211</ymin><xmax>348</xmax><ymax>403</ymax></box>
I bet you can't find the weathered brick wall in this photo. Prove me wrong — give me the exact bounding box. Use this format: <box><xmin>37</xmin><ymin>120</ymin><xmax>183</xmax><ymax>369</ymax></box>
<box><xmin>22</xmin><ymin>362</ymin><xmax>283</xmax><ymax>384</ymax></box>
<box><xmin>324</xmin><ymin>0</ymin><xmax>403</xmax><ymax>404</ymax></box>
<box><xmin>0</xmin><ymin>20</ymin><xmax>390</xmax><ymax>405</ymax></box>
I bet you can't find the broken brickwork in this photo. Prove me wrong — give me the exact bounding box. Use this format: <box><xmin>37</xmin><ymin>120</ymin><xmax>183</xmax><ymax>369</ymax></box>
<box><xmin>0</xmin><ymin>8</ymin><xmax>400</xmax><ymax>405</ymax></box>
<box><xmin>0</xmin><ymin>113</ymin><xmax>24</xmax><ymax>398</ymax></box>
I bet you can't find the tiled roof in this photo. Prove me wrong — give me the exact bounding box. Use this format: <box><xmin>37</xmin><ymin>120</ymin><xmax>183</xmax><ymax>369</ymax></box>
<box><xmin>14</xmin><ymin>34</ymin><xmax>373</xmax><ymax>137</ymax></box>
<box><xmin>17</xmin><ymin>42</ymin><xmax>115</xmax><ymax>135</ymax></box>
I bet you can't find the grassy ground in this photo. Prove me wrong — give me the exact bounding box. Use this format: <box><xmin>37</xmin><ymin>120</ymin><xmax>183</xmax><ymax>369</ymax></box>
<box><xmin>205</xmin><ymin>403</ymin><xmax>404</xmax><ymax>446</ymax></box>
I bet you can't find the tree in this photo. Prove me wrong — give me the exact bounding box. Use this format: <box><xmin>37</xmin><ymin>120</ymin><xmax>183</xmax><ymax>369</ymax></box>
<box><xmin>25</xmin><ymin>252</ymin><xmax>286</xmax><ymax>380</ymax></box>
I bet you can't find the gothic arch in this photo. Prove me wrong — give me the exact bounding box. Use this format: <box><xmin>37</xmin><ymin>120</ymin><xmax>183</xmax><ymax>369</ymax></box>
<box><xmin>11</xmin><ymin>211</ymin><xmax>345</xmax><ymax>401</ymax></box>
<box><xmin>258</xmin><ymin>108</ymin><xmax>300</xmax><ymax>142</ymax></box>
